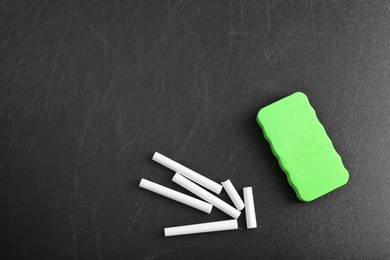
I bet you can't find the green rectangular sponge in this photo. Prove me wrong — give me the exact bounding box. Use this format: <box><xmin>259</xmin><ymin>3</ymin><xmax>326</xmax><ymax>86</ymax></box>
<box><xmin>256</xmin><ymin>92</ymin><xmax>349</xmax><ymax>202</ymax></box>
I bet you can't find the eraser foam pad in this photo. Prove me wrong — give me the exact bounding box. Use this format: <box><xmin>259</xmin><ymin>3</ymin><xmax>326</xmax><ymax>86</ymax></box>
<box><xmin>256</xmin><ymin>92</ymin><xmax>349</xmax><ymax>202</ymax></box>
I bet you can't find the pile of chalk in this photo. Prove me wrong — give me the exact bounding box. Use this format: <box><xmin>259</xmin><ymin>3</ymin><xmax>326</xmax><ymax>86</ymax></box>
<box><xmin>139</xmin><ymin>152</ymin><xmax>257</xmax><ymax>237</ymax></box>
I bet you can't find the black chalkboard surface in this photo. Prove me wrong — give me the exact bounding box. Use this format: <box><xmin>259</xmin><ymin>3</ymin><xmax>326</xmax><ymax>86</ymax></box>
<box><xmin>1</xmin><ymin>1</ymin><xmax>390</xmax><ymax>259</ymax></box>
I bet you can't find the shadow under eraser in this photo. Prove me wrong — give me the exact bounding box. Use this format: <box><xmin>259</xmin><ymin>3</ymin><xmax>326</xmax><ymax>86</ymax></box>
<box><xmin>256</xmin><ymin>92</ymin><xmax>349</xmax><ymax>202</ymax></box>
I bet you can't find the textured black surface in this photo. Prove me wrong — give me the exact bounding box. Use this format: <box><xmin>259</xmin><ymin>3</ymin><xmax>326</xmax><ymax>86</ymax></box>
<box><xmin>1</xmin><ymin>1</ymin><xmax>390</xmax><ymax>259</ymax></box>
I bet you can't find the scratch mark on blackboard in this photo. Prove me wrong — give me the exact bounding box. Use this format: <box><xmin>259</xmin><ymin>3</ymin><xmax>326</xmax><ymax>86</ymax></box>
<box><xmin>79</xmin><ymin>17</ymin><xmax>116</xmax><ymax>53</ymax></box>
<box><xmin>9</xmin><ymin>208</ymin><xmax>16</xmax><ymax>228</ymax></box>
<box><xmin>1</xmin><ymin>111</ymin><xmax>30</xmax><ymax>161</ymax></box>
<box><xmin>185</xmin><ymin>7</ymin><xmax>201</xmax><ymax>38</ymax></box>
<box><xmin>146</xmin><ymin>249</ymin><xmax>172</xmax><ymax>260</ymax></box>
<box><xmin>8</xmin><ymin>1</ymin><xmax>40</xmax><ymax>33</ymax></box>
<box><xmin>116</xmin><ymin>140</ymin><xmax>135</xmax><ymax>163</ymax></box>
<box><xmin>116</xmin><ymin>109</ymin><xmax>124</xmax><ymax>144</ymax></box>
<box><xmin>97</xmin><ymin>231</ymin><xmax>101</xmax><ymax>259</ymax></box>
<box><xmin>269</xmin><ymin>20</ymin><xmax>305</xmax><ymax>57</ymax></box>
<box><xmin>213</xmin><ymin>142</ymin><xmax>244</xmax><ymax>179</ymax></box>
<box><xmin>74</xmin><ymin>93</ymin><xmax>97</xmax><ymax>185</ymax></box>
<box><xmin>1</xmin><ymin>143</ymin><xmax>30</xmax><ymax>148</ymax></box>
<box><xmin>264</xmin><ymin>52</ymin><xmax>271</xmax><ymax>63</ymax></box>
<box><xmin>46</xmin><ymin>0</ymin><xmax>81</xmax><ymax>107</ymax></box>
<box><xmin>266</xmin><ymin>0</ymin><xmax>271</xmax><ymax>33</ymax></box>
<box><xmin>102</xmin><ymin>0</ymin><xmax>107</xmax><ymax>80</ymax></box>
<box><xmin>73</xmin><ymin>232</ymin><xmax>77</xmax><ymax>260</ymax></box>
<box><xmin>48</xmin><ymin>64</ymin><xmax>77</xmax><ymax>119</ymax></box>
<box><xmin>138</xmin><ymin>221</ymin><xmax>146</xmax><ymax>241</ymax></box>
<box><xmin>8</xmin><ymin>58</ymin><xmax>24</xmax><ymax>118</ymax></box>
<box><xmin>74</xmin><ymin>129</ymin><xmax>86</xmax><ymax>188</ymax></box>
<box><xmin>55</xmin><ymin>193</ymin><xmax>62</xmax><ymax>212</ymax></box>
<box><xmin>240</xmin><ymin>0</ymin><xmax>243</xmax><ymax>38</ymax></box>
<box><xmin>122</xmin><ymin>135</ymin><xmax>141</xmax><ymax>168</ymax></box>
<box><xmin>310</xmin><ymin>0</ymin><xmax>316</xmax><ymax>29</ymax></box>
<box><xmin>196</xmin><ymin>234</ymin><xmax>204</xmax><ymax>244</ymax></box>
<box><xmin>229</xmin><ymin>0</ymin><xmax>233</xmax><ymax>48</ymax></box>
<box><xmin>92</xmin><ymin>193</ymin><xmax>104</xmax><ymax>221</ymax></box>
<box><xmin>168</xmin><ymin>203</ymin><xmax>176</xmax><ymax>215</ymax></box>
<box><xmin>155</xmin><ymin>202</ymin><xmax>164</xmax><ymax>230</ymax></box>
<box><xmin>32</xmin><ymin>113</ymin><xmax>44</xmax><ymax>147</ymax></box>
<box><xmin>31</xmin><ymin>240</ymin><xmax>46</xmax><ymax>246</ymax></box>
<box><xmin>128</xmin><ymin>0</ymin><xmax>144</xmax><ymax>26</ymax></box>
<box><xmin>126</xmin><ymin>194</ymin><xmax>149</xmax><ymax>236</ymax></box>
<box><xmin>160</xmin><ymin>61</ymin><xmax>165</xmax><ymax>93</ymax></box>
<box><xmin>0</xmin><ymin>82</ymin><xmax>14</xmax><ymax>96</ymax></box>
<box><xmin>173</xmin><ymin>115</ymin><xmax>201</xmax><ymax>158</ymax></box>
<box><xmin>177</xmin><ymin>236</ymin><xmax>182</xmax><ymax>253</ymax></box>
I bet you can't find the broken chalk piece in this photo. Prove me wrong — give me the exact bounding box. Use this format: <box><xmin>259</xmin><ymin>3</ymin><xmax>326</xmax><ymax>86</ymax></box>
<box><xmin>221</xmin><ymin>179</ymin><xmax>245</xmax><ymax>210</ymax></box>
<box><xmin>243</xmin><ymin>187</ymin><xmax>257</xmax><ymax>229</ymax></box>
<box><xmin>256</xmin><ymin>92</ymin><xmax>349</xmax><ymax>202</ymax></box>
<box><xmin>139</xmin><ymin>179</ymin><xmax>213</xmax><ymax>214</ymax></box>
<box><xmin>152</xmin><ymin>152</ymin><xmax>223</xmax><ymax>194</ymax></box>
<box><xmin>164</xmin><ymin>219</ymin><xmax>238</xmax><ymax>237</ymax></box>
<box><xmin>172</xmin><ymin>173</ymin><xmax>241</xmax><ymax>219</ymax></box>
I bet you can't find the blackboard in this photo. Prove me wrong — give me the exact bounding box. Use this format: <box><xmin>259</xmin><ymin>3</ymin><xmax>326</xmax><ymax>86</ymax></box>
<box><xmin>1</xmin><ymin>1</ymin><xmax>390</xmax><ymax>259</ymax></box>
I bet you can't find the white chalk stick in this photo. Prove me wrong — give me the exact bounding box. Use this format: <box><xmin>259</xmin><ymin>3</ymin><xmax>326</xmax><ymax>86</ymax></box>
<box><xmin>164</xmin><ymin>219</ymin><xmax>238</xmax><ymax>237</ymax></box>
<box><xmin>172</xmin><ymin>173</ymin><xmax>241</xmax><ymax>219</ymax></box>
<box><xmin>243</xmin><ymin>187</ymin><xmax>257</xmax><ymax>229</ymax></box>
<box><xmin>139</xmin><ymin>179</ymin><xmax>212</xmax><ymax>214</ymax></box>
<box><xmin>152</xmin><ymin>152</ymin><xmax>223</xmax><ymax>194</ymax></box>
<box><xmin>221</xmin><ymin>179</ymin><xmax>245</xmax><ymax>210</ymax></box>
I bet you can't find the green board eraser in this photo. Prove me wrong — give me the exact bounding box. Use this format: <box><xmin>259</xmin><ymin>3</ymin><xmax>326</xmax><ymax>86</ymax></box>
<box><xmin>256</xmin><ymin>92</ymin><xmax>349</xmax><ymax>202</ymax></box>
